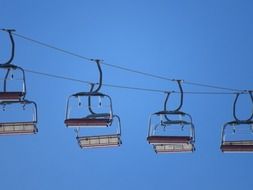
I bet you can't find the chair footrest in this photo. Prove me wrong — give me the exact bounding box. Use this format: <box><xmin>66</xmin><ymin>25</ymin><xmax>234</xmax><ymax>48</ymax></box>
<box><xmin>153</xmin><ymin>143</ymin><xmax>194</xmax><ymax>153</ymax></box>
<box><xmin>0</xmin><ymin>122</ymin><xmax>37</xmax><ymax>135</ymax></box>
<box><xmin>221</xmin><ymin>141</ymin><xmax>253</xmax><ymax>152</ymax></box>
<box><xmin>77</xmin><ymin>134</ymin><xmax>121</xmax><ymax>148</ymax></box>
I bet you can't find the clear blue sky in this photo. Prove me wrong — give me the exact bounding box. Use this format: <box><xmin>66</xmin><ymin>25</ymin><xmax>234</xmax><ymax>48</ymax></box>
<box><xmin>1</xmin><ymin>0</ymin><xmax>253</xmax><ymax>189</ymax></box>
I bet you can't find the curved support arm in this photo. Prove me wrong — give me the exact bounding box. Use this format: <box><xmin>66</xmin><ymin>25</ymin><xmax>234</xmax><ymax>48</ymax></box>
<box><xmin>233</xmin><ymin>91</ymin><xmax>253</xmax><ymax>122</ymax></box>
<box><xmin>163</xmin><ymin>92</ymin><xmax>170</xmax><ymax>111</ymax></box>
<box><xmin>175</xmin><ymin>80</ymin><xmax>184</xmax><ymax>112</ymax></box>
<box><xmin>163</xmin><ymin>92</ymin><xmax>171</xmax><ymax>122</ymax></box>
<box><xmin>163</xmin><ymin>80</ymin><xmax>184</xmax><ymax>113</ymax></box>
<box><xmin>87</xmin><ymin>85</ymin><xmax>114</xmax><ymax>116</ymax></box>
<box><xmin>90</xmin><ymin>59</ymin><xmax>102</xmax><ymax>93</ymax></box>
<box><xmin>88</xmin><ymin>84</ymin><xmax>96</xmax><ymax>114</ymax></box>
<box><xmin>87</xmin><ymin>59</ymin><xmax>103</xmax><ymax>113</ymax></box>
<box><xmin>1</xmin><ymin>29</ymin><xmax>15</xmax><ymax>65</ymax></box>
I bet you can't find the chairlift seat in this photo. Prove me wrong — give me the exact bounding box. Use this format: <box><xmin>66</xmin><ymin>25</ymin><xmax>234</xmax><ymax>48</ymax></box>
<box><xmin>147</xmin><ymin>136</ymin><xmax>192</xmax><ymax>144</ymax></box>
<box><xmin>0</xmin><ymin>91</ymin><xmax>25</xmax><ymax>101</ymax></box>
<box><xmin>0</xmin><ymin>121</ymin><xmax>37</xmax><ymax>135</ymax></box>
<box><xmin>221</xmin><ymin>141</ymin><xmax>253</xmax><ymax>152</ymax></box>
<box><xmin>65</xmin><ymin>113</ymin><xmax>112</xmax><ymax>127</ymax></box>
<box><xmin>147</xmin><ymin>112</ymin><xmax>195</xmax><ymax>153</ymax></box>
<box><xmin>76</xmin><ymin>134</ymin><xmax>121</xmax><ymax>148</ymax></box>
<box><xmin>65</xmin><ymin>118</ymin><xmax>112</xmax><ymax>127</ymax></box>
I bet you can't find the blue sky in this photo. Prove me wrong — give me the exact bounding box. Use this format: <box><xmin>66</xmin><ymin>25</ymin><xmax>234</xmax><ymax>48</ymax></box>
<box><xmin>1</xmin><ymin>0</ymin><xmax>253</xmax><ymax>189</ymax></box>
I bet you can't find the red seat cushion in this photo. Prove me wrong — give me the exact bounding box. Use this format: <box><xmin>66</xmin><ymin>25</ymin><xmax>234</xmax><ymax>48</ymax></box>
<box><xmin>65</xmin><ymin>118</ymin><xmax>111</xmax><ymax>126</ymax></box>
<box><xmin>147</xmin><ymin>136</ymin><xmax>192</xmax><ymax>144</ymax></box>
<box><xmin>0</xmin><ymin>92</ymin><xmax>24</xmax><ymax>100</ymax></box>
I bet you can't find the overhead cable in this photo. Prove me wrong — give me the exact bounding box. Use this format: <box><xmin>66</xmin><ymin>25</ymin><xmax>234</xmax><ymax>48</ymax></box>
<box><xmin>24</xmin><ymin>68</ymin><xmax>240</xmax><ymax>95</ymax></box>
<box><xmin>10</xmin><ymin>31</ymin><xmax>243</xmax><ymax>93</ymax></box>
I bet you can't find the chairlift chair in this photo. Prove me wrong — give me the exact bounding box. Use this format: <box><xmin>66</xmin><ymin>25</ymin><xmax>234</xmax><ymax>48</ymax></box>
<box><xmin>147</xmin><ymin>80</ymin><xmax>195</xmax><ymax>153</ymax></box>
<box><xmin>221</xmin><ymin>91</ymin><xmax>253</xmax><ymax>152</ymax></box>
<box><xmin>0</xmin><ymin>29</ymin><xmax>38</xmax><ymax>135</ymax></box>
<box><xmin>147</xmin><ymin>110</ymin><xmax>195</xmax><ymax>153</ymax></box>
<box><xmin>64</xmin><ymin>59</ymin><xmax>122</xmax><ymax>149</ymax></box>
<box><xmin>0</xmin><ymin>29</ymin><xmax>26</xmax><ymax>101</ymax></box>
<box><xmin>0</xmin><ymin>100</ymin><xmax>38</xmax><ymax>135</ymax></box>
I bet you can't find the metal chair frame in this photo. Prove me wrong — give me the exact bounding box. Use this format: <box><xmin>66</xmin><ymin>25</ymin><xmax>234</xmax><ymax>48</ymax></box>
<box><xmin>0</xmin><ymin>99</ymin><xmax>38</xmax><ymax>135</ymax></box>
<box><xmin>147</xmin><ymin>80</ymin><xmax>195</xmax><ymax>153</ymax></box>
<box><xmin>221</xmin><ymin>91</ymin><xmax>253</xmax><ymax>152</ymax></box>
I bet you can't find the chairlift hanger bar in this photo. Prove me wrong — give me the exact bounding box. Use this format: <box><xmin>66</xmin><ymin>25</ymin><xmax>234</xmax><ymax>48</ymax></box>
<box><xmin>233</xmin><ymin>91</ymin><xmax>253</xmax><ymax>122</ymax></box>
<box><xmin>0</xmin><ymin>29</ymin><xmax>15</xmax><ymax>65</ymax></box>
<box><xmin>163</xmin><ymin>80</ymin><xmax>183</xmax><ymax>113</ymax></box>
<box><xmin>2</xmin><ymin>29</ymin><xmax>244</xmax><ymax>93</ymax></box>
